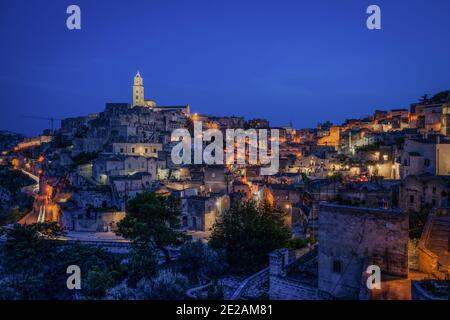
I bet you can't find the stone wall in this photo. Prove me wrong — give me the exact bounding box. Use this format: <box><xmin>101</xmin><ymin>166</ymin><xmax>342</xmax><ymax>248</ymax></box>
<box><xmin>71</xmin><ymin>189</ymin><xmax>111</xmax><ymax>209</ymax></box>
<box><xmin>318</xmin><ymin>203</ymin><xmax>409</xmax><ymax>300</ymax></box>
<box><xmin>231</xmin><ymin>267</ymin><xmax>269</xmax><ymax>300</ymax></box>
<box><xmin>70</xmin><ymin>211</ymin><xmax>125</xmax><ymax>232</ymax></box>
<box><xmin>268</xmin><ymin>248</ymin><xmax>330</xmax><ymax>300</ymax></box>
<box><xmin>417</xmin><ymin>212</ymin><xmax>439</xmax><ymax>274</ymax></box>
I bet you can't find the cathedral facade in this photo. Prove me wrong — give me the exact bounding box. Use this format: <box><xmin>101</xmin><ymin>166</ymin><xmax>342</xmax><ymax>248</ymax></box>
<box><xmin>132</xmin><ymin>71</ymin><xmax>189</xmax><ymax>114</ymax></box>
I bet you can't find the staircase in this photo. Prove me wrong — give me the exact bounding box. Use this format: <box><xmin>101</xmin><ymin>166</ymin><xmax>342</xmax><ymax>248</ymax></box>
<box><xmin>426</xmin><ymin>216</ymin><xmax>450</xmax><ymax>264</ymax></box>
<box><xmin>421</xmin><ymin>210</ymin><xmax>450</xmax><ymax>279</ymax></box>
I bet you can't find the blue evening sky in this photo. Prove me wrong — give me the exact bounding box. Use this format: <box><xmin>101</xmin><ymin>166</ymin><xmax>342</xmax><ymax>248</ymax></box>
<box><xmin>0</xmin><ymin>0</ymin><xmax>449</xmax><ymax>135</ymax></box>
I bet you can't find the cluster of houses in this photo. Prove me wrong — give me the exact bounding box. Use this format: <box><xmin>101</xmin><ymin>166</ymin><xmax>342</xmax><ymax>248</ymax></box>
<box><xmin>3</xmin><ymin>73</ymin><xmax>449</xmax><ymax>299</ymax></box>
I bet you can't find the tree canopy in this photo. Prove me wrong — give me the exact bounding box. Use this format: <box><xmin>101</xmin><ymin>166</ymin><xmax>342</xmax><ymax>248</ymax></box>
<box><xmin>116</xmin><ymin>192</ymin><xmax>188</xmax><ymax>263</ymax></box>
<box><xmin>209</xmin><ymin>200</ymin><xmax>291</xmax><ymax>274</ymax></box>
<box><xmin>0</xmin><ymin>223</ymin><xmax>124</xmax><ymax>300</ymax></box>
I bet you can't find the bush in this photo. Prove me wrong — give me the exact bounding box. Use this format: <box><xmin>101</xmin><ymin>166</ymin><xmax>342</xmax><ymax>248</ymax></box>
<box><xmin>286</xmin><ymin>238</ymin><xmax>308</xmax><ymax>250</ymax></box>
<box><xmin>135</xmin><ymin>270</ymin><xmax>189</xmax><ymax>300</ymax></box>
<box><xmin>106</xmin><ymin>282</ymin><xmax>138</xmax><ymax>300</ymax></box>
<box><xmin>178</xmin><ymin>241</ymin><xmax>226</xmax><ymax>282</ymax></box>
<box><xmin>1</xmin><ymin>223</ymin><xmax>124</xmax><ymax>300</ymax></box>
<box><xmin>126</xmin><ymin>244</ymin><xmax>158</xmax><ymax>287</ymax></box>
<box><xmin>71</xmin><ymin>152</ymin><xmax>99</xmax><ymax>165</ymax></box>
<box><xmin>106</xmin><ymin>270</ymin><xmax>190</xmax><ymax>300</ymax></box>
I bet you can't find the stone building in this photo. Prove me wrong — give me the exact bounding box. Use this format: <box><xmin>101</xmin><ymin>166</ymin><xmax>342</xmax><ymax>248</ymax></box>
<box><xmin>70</xmin><ymin>188</ymin><xmax>112</xmax><ymax>210</ymax></box>
<box><xmin>211</xmin><ymin>116</ymin><xmax>246</xmax><ymax>130</ymax></box>
<box><xmin>317</xmin><ymin>126</ymin><xmax>341</xmax><ymax>150</ymax></box>
<box><xmin>400</xmin><ymin>135</ymin><xmax>450</xmax><ymax>179</ymax></box>
<box><xmin>112</xmin><ymin>142</ymin><xmax>162</xmax><ymax>158</ymax></box>
<box><xmin>399</xmin><ymin>174</ymin><xmax>450</xmax><ymax>213</ymax></box>
<box><xmin>335</xmin><ymin>180</ymin><xmax>400</xmax><ymax>209</ymax></box>
<box><xmin>318</xmin><ymin>204</ymin><xmax>409</xmax><ymax>299</ymax></box>
<box><xmin>62</xmin><ymin>208</ymin><xmax>125</xmax><ymax>232</ymax></box>
<box><xmin>409</xmin><ymin>103</ymin><xmax>443</xmax><ymax>133</ymax></box>
<box><xmin>14</xmin><ymin>135</ymin><xmax>52</xmax><ymax>151</ymax></box>
<box><xmin>269</xmin><ymin>247</ymin><xmax>326</xmax><ymax>300</ymax></box>
<box><xmin>400</xmin><ymin>135</ymin><xmax>450</xmax><ymax>178</ymax></box>
<box><xmin>180</xmin><ymin>194</ymin><xmax>230</xmax><ymax>231</ymax></box>
<box><xmin>93</xmin><ymin>154</ymin><xmax>159</xmax><ymax>184</ymax></box>
<box><xmin>231</xmin><ymin>180</ymin><xmax>251</xmax><ymax>198</ymax></box>
<box><xmin>269</xmin><ymin>204</ymin><xmax>409</xmax><ymax>300</ymax></box>
<box><xmin>339</xmin><ymin>128</ymin><xmax>377</xmax><ymax>155</ymax></box>
<box><xmin>132</xmin><ymin>71</ymin><xmax>145</xmax><ymax>107</ymax></box>
<box><xmin>60</xmin><ymin>116</ymin><xmax>91</xmax><ymax>138</ymax></box>
<box><xmin>131</xmin><ymin>71</ymin><xmax>190</xmax><ymax>114</ymax></box>
<box><xmin>294</xmin><ymin>154</ymin><xmax>329</xmax><ymax>178</ymax></box>
<box><xmin>190</xmin><ymin>165</ymin><xmax>229</xmax><ymax>194</ymax></box>
<box><xmin>110</xmin><ymin>172</ymin><xmax>154</xmax><ymax>209</ymax></box>
<box><xmin>441</xmin><ymin>103</ymin><xmax>450</xmax><ymax>137</ymax></box>
<box><xmin>247</xmin><ymin>118</ymin><xmax>270</xmax><ymax>129</ymax></box>
<box><xmin>65</xmin><ymin>72</ymin><xmax>190</xmax><ymax>158</ymax></box>
<box><xmin>267</xmin><ymin>172</ymin><xmax>303</xmax><ymax>185</ymax></box>
<box><xmin>268</xmin><ymin>183</ymin><xmax>302</xmax><ymax>205</ymax></box>
<box><xmin>373</xmin><ymin>109</ymin><xmax>410</xmax><ymax>130</ymax></box>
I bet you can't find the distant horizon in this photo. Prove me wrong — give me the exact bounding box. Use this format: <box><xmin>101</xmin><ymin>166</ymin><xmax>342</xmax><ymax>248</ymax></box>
<box><xmin>2</xmin><ymin>85</ymin><xmax>449</xmax><ymax>137</ymax></box>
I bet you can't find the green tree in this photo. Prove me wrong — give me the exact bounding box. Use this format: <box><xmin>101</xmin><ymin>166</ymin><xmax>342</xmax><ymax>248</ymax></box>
<box><xmin>209</xmin><ymin>200</ymin><xmax>291</xmax><ymax>274</ymax></box>
<box><xmin>117</xmin><ymin>192</ymin><xmax>187</xmax><ymax>263</ymax></box>
<box><xmin>56</xmin><ymin>243</ymin><xmax>124</xmax><ymax>299</ymax></box>
<box><xmin>85</xmin><ymin>267</ymin><xmax>116</xmax><ymax>299</ymax></box>
<box><xmin>429</xmin><ymin>90</ymin><xmax>450</xmax><ymax>104</ymax></box>
<box><xmin>0</xmin><ymin>223</ymin><xmax>123</xmax><ymax>300</ymax></box>
<box><xmin>0</xmin><ymin>223</ymin><xmax>62</xmax><ymax>299</ymax></box>
<box><xmin>3</xmin><ymin>222</ymin><xmax>61</xmax><ymax>274</ymax></box>
<box><xmin>419</xmin><ymin>93</ymin><xmax>429</xmax><ymax>104</ymax></box>
<box><xmin>71</xmin><ymin>151</ymin><xmax>99</xmax><ymax>166</ymax></box>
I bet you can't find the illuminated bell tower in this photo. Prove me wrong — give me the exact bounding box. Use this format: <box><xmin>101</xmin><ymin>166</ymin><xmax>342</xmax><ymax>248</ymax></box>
<box><xmin>133</xmin><ymin>71</ymin><xmax>145</xmax><ymax>107</ymax></box>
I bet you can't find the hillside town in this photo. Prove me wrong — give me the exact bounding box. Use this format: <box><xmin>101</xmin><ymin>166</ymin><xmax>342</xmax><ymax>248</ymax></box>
<box><xmin>0</xmin><ymin>72</ymin><xmax>449</xmax><ymax>300</ymax></box>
